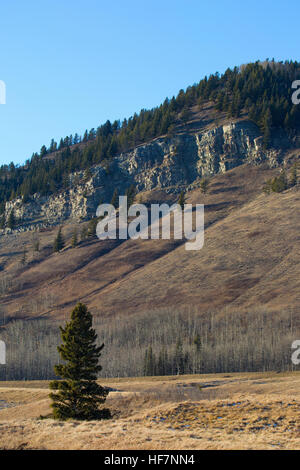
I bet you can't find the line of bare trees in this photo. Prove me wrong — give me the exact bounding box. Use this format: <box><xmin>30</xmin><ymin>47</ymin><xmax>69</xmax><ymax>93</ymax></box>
<box><xmin>0</xmin><ymin>306</ymin><xmax>299</xmax><ymax>380</ymax></box>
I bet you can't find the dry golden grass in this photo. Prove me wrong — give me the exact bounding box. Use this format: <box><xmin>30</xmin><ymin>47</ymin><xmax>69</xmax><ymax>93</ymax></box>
<box><xmin>1</xmin><ymin>162</ymin><xmax>298</xmax><ymax>321</ymax></box>
<box><xmin>0</xmin><ymin>372</ymin><xmax>299</xmax><ymax>450</ymax></box>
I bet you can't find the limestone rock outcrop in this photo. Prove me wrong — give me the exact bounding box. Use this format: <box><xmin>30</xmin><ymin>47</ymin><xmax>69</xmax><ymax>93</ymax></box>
<box><xmin>3</xmin><ymin>121</ymin><xmax>287</xmax><ymax>230</ymax></box>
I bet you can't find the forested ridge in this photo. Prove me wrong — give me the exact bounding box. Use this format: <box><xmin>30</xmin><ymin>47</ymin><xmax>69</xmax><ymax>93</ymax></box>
<box><xmin>1</xmin><ymin>60</ymin><xmax>299</xmax><ymax>214</ymax></box>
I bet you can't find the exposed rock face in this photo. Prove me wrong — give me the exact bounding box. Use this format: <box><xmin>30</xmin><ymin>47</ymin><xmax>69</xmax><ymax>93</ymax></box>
<box><xmin>3</xmin><ymin>121</ymin><xmax>287</xmax><ymax>230</ymax></box>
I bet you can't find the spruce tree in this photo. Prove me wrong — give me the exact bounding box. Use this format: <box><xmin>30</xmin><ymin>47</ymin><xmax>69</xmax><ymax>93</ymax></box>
<box><xmin>262</xmin><ymin>109</ymin><xmax>272</xmax><ymax>149</ymax></box>
<box><xmin>71</xmin><ymin>228</ymin><xmax>78</xmax><ymax>248</ymax></box>
<box><xmin>180</xmin><ymin>106</ymin><xmax>190</xmax><ymax>125</ymax></box>
<box><xmin>178</xmin><ymin>190</ymin><xmax>186</xmax><ymax>210</ymax></box>
<box><xmin>193</xmin><ymin>335</ymin><xmax>202</xmax><ymax>373</ymax></box>
<box><xmin>80</xmin><ymin>225</ymin><xmax>88</xmax><ymax>241</ymax></box>
<box><xmin>272</xmin><ymin>170</ymin><xmax>288</xmax><ymax>193</ymax></box>
<box><xmin>290</xmin><ymin>164</ymin><xmax>298</xmax><ymax>187</ymax></box>
<box><xmin>200</xmin><ymin>178</ymin><xmax>209</xmax><ymax>194</ymax></box>
<box><xmin>33</xmin><ymin>238</ymin><xmax>40</xmax><ymax>252</ymax></box>
<box><xmin>194</xmin><ymin>334</ymin><xmax>202</xmax><ymax>353</ymax></box>
<box><xmin>174</xmin><ymin>338</ymin><xmax>186</xmax><ymax>375</ymax></box>
<box><xmin>110</xmin><ymin>189</ymin><xmax>118</xmax><ymax>209</ymax></box>
<box><xmin>87</xmin><ymin>218</ymin><xmax>98</xmax><ymax>238</ymax></box>
<box><xmin>157</xmin><ymin>347</ymin><xmax>168</xmax><ymax>376</ymax></box>
<box><xmin>53</xmin><ymin>226</ymin><xmax>65</xmax><ymax>252</ymax></box>
<box><xmin>126</xmin><ymin>185</ymin><xmax>136</xmax><ymax>209</ymax></box>
<box><xmin>143</xmin><ymin>345</ymin><xmax>156</xmax><ymax>376</ymax></box>
<box><xmin>49</xmin><ymin>303</ymin><xmax>110</xmax><ymax>420</ymax></box>
<box><xmin>7</xmin><ymin>209</ymin><xmax>16</xmax><ymax>229</ymax></box>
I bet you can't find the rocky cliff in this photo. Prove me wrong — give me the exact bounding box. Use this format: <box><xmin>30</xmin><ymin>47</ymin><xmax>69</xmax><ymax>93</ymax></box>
<box><xmin>3</xmin><ymin>120</ymin><xmax>290</xmax><ymax>231</ymax></box>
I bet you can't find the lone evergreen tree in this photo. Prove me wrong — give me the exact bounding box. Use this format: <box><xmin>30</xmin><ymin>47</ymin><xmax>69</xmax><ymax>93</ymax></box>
<box><xmin>126</xmin><ymin>185</ymin><xmax>136</xmax><ymax>209</ymax></box>
<box><xmin>49</xmin><ymin>303</ymin><xmax>110</xmax><ymax>420</ymax></box>
<box><xmin>174</xmin><ymin>338</ymin><xmax>185</xmax><ymax>375</ymax></box>
<box><xmin>143</xmin><ymin>345</ymin><xmax>156</xmax><ymax>376</ymax></box>
<box><xmin>200</xmin><ymin>178</ymin><xmax>209</xmax><ymax>194</ymax></box>
<box><xmin>290</xmin><ymin>163</ymin><xmax>298</xmax><ymax>187</ymax></box>
<box><xmin>32</xmin><ymin>234</ymin><xmax>40</xmax><ymax>252</ymax></box>
<box><xmin>273</xmin><ymin>170</ymin><xmax>288</xmax><ymax>193</ymax></box>
<box><xmin>262</xmin><ymin>109</ymin><xmax>272</xmax><ymax>149</ymax></box>
<box><xmin>180</xmin><ymin>106</ymin><xmax>190</xmax><ymax>125</ymax></box>
<box><xmin>53</xmin><ymin>226</ymin><xmax>65</xmax><ymax>252</ymax></box>
<box><xmin>7</xmin><ymin>209</ymin><xmax>16</xmax><ymax>229</ymax></box>
<box><xmin>110</xmin><ymin>189</ymin><xmax>118</xmax><ymax>209</ymax></box>
<box><xmin>80</xmin><ymin>225</ymin><xmax>88</xmax><ymax>241</ymax></box>
<box><xmin>178</xmin><ymin>190</ymin><xmax>186</xmax><ymax>210</ymax></box>
<box><xmin>87</xmin><ymin>217</ymin><xmax>98</xmax><ymax>238</ymax></box>
<box><xmin>71</xmin><ymin>228</ymin><xmax>78</xmax><ymax>248</ymax></box>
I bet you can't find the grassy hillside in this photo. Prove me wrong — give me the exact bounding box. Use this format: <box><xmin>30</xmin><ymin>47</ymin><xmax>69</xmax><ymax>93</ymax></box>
<box><xmin>0</xmin><ymin>161</ymin><xmax>298</xmax><ymax>322</ymax></box>
<box><xmin>0</xmin><ymin>62</ymin><xmax>299</xmax><ymax>383</ymax></box>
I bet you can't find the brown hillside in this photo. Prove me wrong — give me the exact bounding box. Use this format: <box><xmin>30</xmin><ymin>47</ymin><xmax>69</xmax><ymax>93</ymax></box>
<box><xmin>0</xmin><ymin>161</ymin><xmax>298</xmax><ymax>321</ymax></box>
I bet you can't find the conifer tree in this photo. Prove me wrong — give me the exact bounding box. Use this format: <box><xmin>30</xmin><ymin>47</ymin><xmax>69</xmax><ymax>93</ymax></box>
<box><xmin>174</xmin><ymin>339</ymin><xmax>185</xmax><ymax>375</ymax></box>
<box><xmin>157</xmin><ymin>347</ymin><xmax>168</xmax><ymax>376</ymax></box>
<box><xmin>193</xmin><ymin>335</ymin><xmax>202</xmax><ymax>373</ymax></box>
<box><xmin>83</xmin><ymin>130</ymin><xmax>89</xmax><ymax>142</ymax></box>
<box><xmin>273</xmin><ymin>170</ymin><xmax>288</xmax><ymax>193</ymax></box>
<box><xmin>110</xmin><ymin>189</ymin><xmax>118</xmax><ymax>209</ymax></box>
<box><xmin>87</xmin><ymin>218</ymin><xmax>98</xmax><ymax>238</ymax></box>
<box><xmin>71</xmin><ymin>228</ymin><xmax>78</xmax><ymax>248</ymax></box>
<box><xmin>290</xmin><ymin>164</ymin><xmax>298</xmax><ymax>187</ymax></box>
<box><xmin>80</xmin><ymin>225</ymin><xmax>88</xmax><ymax>241</ymax></box>
<box><xmin>126</xmin><ymin>185</ymin><xmax>136</xmax><ymax>209</ymax></box>
<box><xmin>33</xmin><ymin>237</ymin><xmax>40</xmax><ymax>252</ymax></box>
<box><xmin>53</xmin><ymin>226</ymin><xmax>65</xmax><ymax>252</ymax></box>
<box><xmin>7</xmin><ymin>209</ymin><xmax>16</xmax><ymax>229</ymax></box>
<box><xmin>194</xmin><ymin>334</ymin><xmax>202</xmax><ymax>353</ymax></box>
<box><xmin>262</xmin><ymin>109</ymin><xmax>272</xmax><ymax>149</ymax></box>
<box><xmin>178</xmin><ymin>190</ymin><xmax>186</xmax><ymax>210</ymax></box>
<box><xmin>200</xmin><ymin>178</ymin><xmax>209</xmax><ymax>194</ymax></box>
<box><xmin>49</xmin><ymin>303</ymin><xmax>110</xmax><ymax>420</ymax></box>
<box><xmin>143</xmin><ymin>345</ymin><xmax>156</xmax><ymax>376</ymax></box>
<box><xmin>180</xmin><ymin>106</ymin><xmax>190</xmax><ymax>125</ymax></box>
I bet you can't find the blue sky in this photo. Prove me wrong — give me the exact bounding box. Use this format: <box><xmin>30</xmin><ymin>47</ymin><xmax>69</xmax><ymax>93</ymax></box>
<box><xmin>0</xmin><ymin>0</ymin><xmax>299</xmax><ymax>166</ymax></box>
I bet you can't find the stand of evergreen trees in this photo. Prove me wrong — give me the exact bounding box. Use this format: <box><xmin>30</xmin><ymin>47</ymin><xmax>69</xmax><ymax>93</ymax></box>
<box><xmin>263</xmin><ymin>163</ymin><xmax>298</xmax><ymax>193</ymax></box>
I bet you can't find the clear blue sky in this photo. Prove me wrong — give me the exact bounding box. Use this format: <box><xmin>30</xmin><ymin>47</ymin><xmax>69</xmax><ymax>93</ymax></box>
<box><xmin>0</xmin><ymin>0</ymin><xmax>299</xmax><ymax>166</ymax></box>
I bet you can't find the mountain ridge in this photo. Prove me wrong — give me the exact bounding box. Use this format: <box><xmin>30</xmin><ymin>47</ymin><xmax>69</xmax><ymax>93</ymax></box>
<box><xmin>2</xmin><ymin>115</ymin><xmax>297</xmax><ymax>231</ymax></box>
<box><xmin>0</xmin><ymin>61</ymin><xmax>299</xmax><ymax>323</ymax></box>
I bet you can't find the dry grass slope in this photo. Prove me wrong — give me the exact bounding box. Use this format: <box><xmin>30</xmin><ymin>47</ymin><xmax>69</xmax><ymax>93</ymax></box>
<box><xmin>0</xmin><ymin>162</ymin><xmax>298</xmax><ymax>321</ymax></box>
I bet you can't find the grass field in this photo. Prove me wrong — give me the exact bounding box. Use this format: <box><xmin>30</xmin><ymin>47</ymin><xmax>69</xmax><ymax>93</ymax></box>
<box><xmin>0</xmin><ymin>371</ymin><xmax>299</xmax><ymax>450</ymax></box>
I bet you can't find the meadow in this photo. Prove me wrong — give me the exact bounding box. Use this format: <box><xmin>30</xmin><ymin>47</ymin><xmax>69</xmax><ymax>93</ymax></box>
<box><xmin>0</xmin><ymin>372</ymin><xmax>299</xmax><ymax>450</ymax></box>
